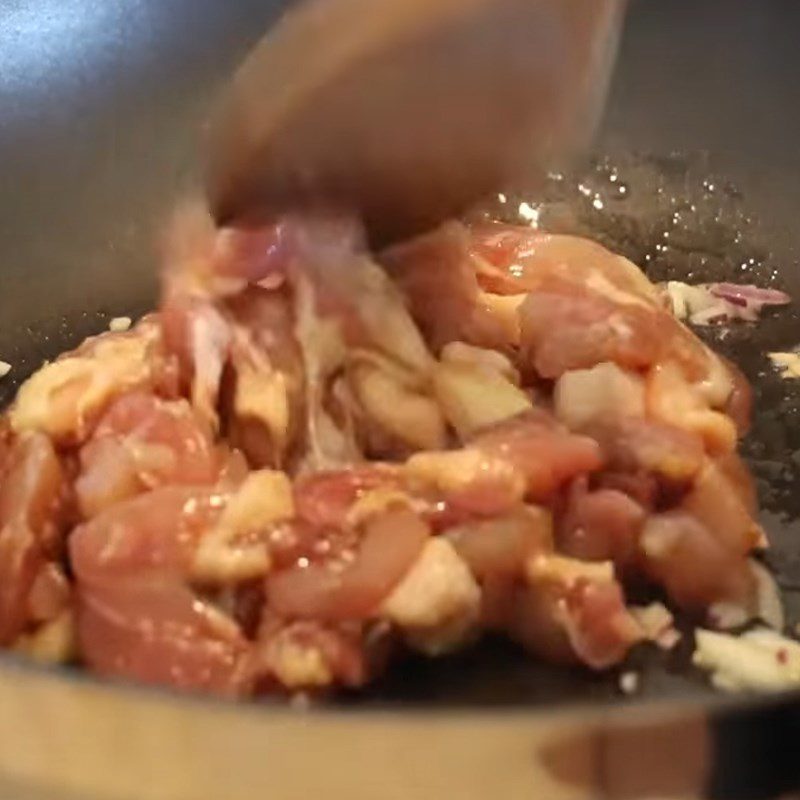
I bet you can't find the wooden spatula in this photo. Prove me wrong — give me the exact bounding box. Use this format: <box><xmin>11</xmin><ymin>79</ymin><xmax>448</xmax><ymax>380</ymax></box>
<box><xmin>206</xmin><ymin>0</ymin><xmax>626</xmax><ymax>243</ymax></box>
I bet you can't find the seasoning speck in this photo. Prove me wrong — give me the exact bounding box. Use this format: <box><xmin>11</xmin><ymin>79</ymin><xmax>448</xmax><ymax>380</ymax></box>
<box><xmin>0</xmin><ymin>361</ymin><xmax>11</xmax><ymax>378</ymax></box>
<box><xmin>619</xmin><ymin>671</ymin><xmax>640</xmax><ymax>695</ymax></box>
<box><xmin>517</xmin><ymin>201</ymin><xmax>540</xmax><ymax>227</ymax></box>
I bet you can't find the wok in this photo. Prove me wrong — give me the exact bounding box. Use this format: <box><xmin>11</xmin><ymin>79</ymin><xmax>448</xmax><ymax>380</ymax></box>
<box><xmin>0</xmin><ymin>1</ymin><xmax>799</xmax><ymax>798</ymax></box>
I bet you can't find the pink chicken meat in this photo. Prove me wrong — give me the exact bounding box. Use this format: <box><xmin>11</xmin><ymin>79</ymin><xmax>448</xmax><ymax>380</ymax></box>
<box><xmin>0</xmin><ymin>210</ymin><xmax>773</xmax><ymax>697</ymax></box>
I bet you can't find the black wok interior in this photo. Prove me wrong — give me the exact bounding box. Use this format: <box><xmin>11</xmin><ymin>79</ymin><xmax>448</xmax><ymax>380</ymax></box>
<box><xmin>0</xmin><ymin>0</ymin><xmax>799</xmax><ymax>707</ymax></box>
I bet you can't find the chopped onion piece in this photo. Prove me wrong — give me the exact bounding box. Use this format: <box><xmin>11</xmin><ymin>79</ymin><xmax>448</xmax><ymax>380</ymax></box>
<box><xmin>708</xmin><ymin>283</ymin><xmax>790</xmax><ymax>309</ymax></box>
<box><xmin>382</xmin><ymin>539</ymin><xmax>480</xmax><ymax>655</ymax></box>
<box><xmin>694</xmin><ymin>628</ymin><xmax>800</xmax><ymax>692</ymax></box>
<box><xmin>663</xmin><ymin>281</ymin><xmax>790</xmax><ymax>326</ymax></box>
<box><xmin>108</xmin><ymin>316</ymin><xmax>132</xmax><ymax>332</ymax></box>
<box><xmin>432</xmin><ymin>359</ymin><xmax>532</xmax><ymax>440</ymax></box>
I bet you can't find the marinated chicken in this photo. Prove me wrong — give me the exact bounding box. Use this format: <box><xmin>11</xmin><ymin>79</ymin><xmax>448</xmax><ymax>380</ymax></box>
<box><xmin>0</xmin><ymin>210</ymin><xmax>779</xmax><ymax>697</ymax></box>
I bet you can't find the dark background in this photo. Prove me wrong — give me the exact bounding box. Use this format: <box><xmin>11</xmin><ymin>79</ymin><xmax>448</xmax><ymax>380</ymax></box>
<box><xmin>0</xmin><ymin>0</ymin><xmax>799</xmax><ymax>340</ymax></box>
